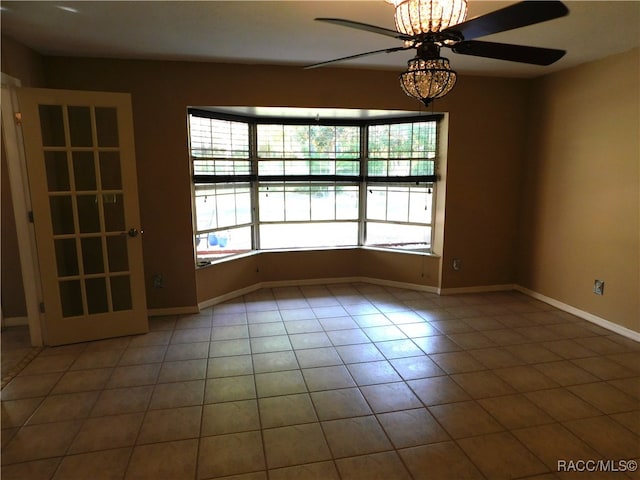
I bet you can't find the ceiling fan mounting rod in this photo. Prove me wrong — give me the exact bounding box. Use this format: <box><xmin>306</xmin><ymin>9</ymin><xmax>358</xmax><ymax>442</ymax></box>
<box><xmin>410</xmin><ymin>30</ymin><xmax>463</xmax><ymax>47</ymax></box>
<box><xmin>415</xmin><ymin>42</ymin><xmax>442</xmax><ymax>60</ymax></box>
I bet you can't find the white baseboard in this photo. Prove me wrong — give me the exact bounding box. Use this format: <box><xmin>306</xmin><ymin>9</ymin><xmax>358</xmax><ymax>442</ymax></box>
<box><xmin>515</xmin><ymin>286</ymin><xmax>640</xmax><ymax>342</ymax></box>
<box><xmin>439</xmin><ymin>284</ymin><xmax>517</xmax><ymax>295</ymax></box>
<box><xmin>360</xmin><ymin>277</ymin><xmax>440</xmax><ymax>295</ymax></box>
<box><xmin>198</xmin><ymin>277</ymin><xmax>364</xmax><ymax>310</ymax></box>
<box><xmin>147</xmin><ymin>306</ymin><xmax>199</xmax><ymax>317</ymax></box>
<box><xmin>194</xmin><ymin>277</ymin><xmax>639</xmax><ymax>342</ymax></box>
<box><xmin>198</xmin><ymin>284</ymin><xmax>265</xmax><ymax>311</ymax></box>
<box><xmin>1</xmin><ymin>316</ymin><xmax>28</xmax><ymax>327</ymax></box>
<box><xmin>198</xmin><ymin>276</ymin><xmax>440</xmax><ymax>310</ymax></box>
<box><xmin>262</xmin><ymin>276</ymin><xmax>364</xmax><ymax>289</ymax></box>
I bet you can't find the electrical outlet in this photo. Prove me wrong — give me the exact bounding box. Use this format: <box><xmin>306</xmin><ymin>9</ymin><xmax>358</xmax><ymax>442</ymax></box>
<box><xmin>594</xmin><ymin>279</ymin><xmax>604</xmax><ymax>295</ymax></box>
<box><xmin>452</xmin><ymin>258</ymin><xmax>462</xmax><ymax>271</ymax></box>
<box><xmin>153</xmin><ymin>274</ymin><xmax>164</xmax><ymax>288</ymax></box>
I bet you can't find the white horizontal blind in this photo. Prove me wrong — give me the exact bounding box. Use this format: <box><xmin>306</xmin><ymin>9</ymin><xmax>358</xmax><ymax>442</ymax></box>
<box><xmin>190</xmin><ymin>116</ymin><xmax>250</xmax><ymax>175</ymax></box>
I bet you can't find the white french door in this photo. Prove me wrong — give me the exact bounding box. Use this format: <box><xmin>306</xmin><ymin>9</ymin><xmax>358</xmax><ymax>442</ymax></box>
<box><xmin>17</xmin><ymin>88</ymin><xmax>148</xmax><ymax>345</ymax></box>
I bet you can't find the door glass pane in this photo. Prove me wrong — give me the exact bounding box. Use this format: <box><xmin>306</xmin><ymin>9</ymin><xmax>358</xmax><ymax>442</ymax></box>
<box><xmin>111</xmin><ymin>276</ymin><xmax>132</xmax><ymax>311</ymax></box>
<box><xmin>85</xmin><ymin>278</ymin><xmax>108</xmax><ymax>314</ymax></box>
<box><xmin>49</xmin><ymin>196</ymin><xmax>75</xmax><ymax>234</ymax></box>
<box><xmin>81</xmin><ymin>237</ymin><xmax>105</xmax><ymax>274</ymax></box>
<box><xmin>103</xmin><ymin>194</ymin><xmax>125</xmax><ymax>232</ymax></box>
<box><xmin>45</xmin><ymin>151</ymin><xmax>70</xmax><ymax>191</ymax></box>
<box><xmin>68</xmin><ymin>106</ymin><xmax>93</xmax><ymax>147</ymax></box>
<box><xmin>54</xmin><ymin>239</ymin><xmax>79</xmax><ymax>277</ymax></box>
<box><xmin>106</xmin><ymin>236</ymin><xmax>129</xmax><ymax>272</ymax></box>
<box><xmin>72</xmin><ymin>151</ymin><xmax>97</xmax><ymax>191</ymax></box>
<box><xmin>95</xmin><ymin>107</ymin><xmax>119</xmax><ymax>147</ymax></box>
<box><xmin>39</xmin><ymin>105</ymin><xmax>65</xmax><ymax>147</ymax></box>
<box><xmin>99</xmin><ymin>152</ymin><xmax>122</xmax><ymax>189</ymax></box>
<box><xmin>59</xmin><ymin>280</ymin><xmax>83</xmax><ymax>317</ymax></box>
<box><xmin>77</xmin><ymin>195</ymin><xmax>101</xmax><ymax>233</ymax></box>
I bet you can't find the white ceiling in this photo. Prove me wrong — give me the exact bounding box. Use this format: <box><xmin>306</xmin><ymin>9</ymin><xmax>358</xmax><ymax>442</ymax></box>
<box><xmin>1</xmin><ymin>1</ymin><xmax>639</xmax><ymax>78</ymax></box>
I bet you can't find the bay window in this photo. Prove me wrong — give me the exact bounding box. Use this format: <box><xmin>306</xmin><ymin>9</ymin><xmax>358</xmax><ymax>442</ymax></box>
<box><xmin>189</xmin><ymin>109</ymin><xmax>440</xmax><ymax>264</ymax></box>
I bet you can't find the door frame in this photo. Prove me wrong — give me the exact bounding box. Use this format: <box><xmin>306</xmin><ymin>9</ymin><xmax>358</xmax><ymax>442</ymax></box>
<box><xmin>1</xmin><ymin>72</ymin><xmax>44</xmax><ymax>346</ymax></box>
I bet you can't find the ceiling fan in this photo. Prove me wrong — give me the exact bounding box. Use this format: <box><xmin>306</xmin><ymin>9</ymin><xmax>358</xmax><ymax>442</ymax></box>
<box><xmin>306</xmin><ymin>0</ymin><xmax>569</xmax><ymax>106</ymax></box>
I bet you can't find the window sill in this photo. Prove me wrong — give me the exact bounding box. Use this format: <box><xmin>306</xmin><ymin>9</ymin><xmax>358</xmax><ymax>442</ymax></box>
<box><xmin>361</xmin><ymin>246</ymin><xmax>439</xmax><ymax>258</ymax></box>
<box><xmin>196</xmin><ymin>245</ymin><xmax>439</xmax><ymax>269</ymax></box>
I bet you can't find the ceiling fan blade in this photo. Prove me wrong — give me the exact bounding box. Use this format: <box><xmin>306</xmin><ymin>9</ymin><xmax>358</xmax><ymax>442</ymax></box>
<box><xmin>304</xmin><ymin>46</ymin><xmax>411</xmax><ymax>69</ymax></box>
<box><xmin>444</xmin><ymin>1</ymin><xmax>569</xmax><ymax>41</ymax></box>
<box><xmin>451</xmin><ymin>40</ymin><xmax>566</xmax><ymax>65</ymax></box>
<box><xmin>315</xmin><ymin>18</ymin><xmax>412</xmax><ymax>41</ymax></box>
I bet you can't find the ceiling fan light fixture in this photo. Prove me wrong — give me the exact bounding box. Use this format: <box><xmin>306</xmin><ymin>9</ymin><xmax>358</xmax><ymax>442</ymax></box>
<box><xmin>386</xmin><ymin>0</ymin><xmax>468</xmax><ymax>35</ymax></box>
<box><xmin>399</xmin><ymin>56</ymin><xmax>457</xmax><ymax>106</ymax></box>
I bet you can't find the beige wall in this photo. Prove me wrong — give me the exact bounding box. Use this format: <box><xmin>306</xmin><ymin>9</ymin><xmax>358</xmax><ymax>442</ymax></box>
<box><xmin>37</xmin><ymin>55</ymin><xmax>529</xmax><ymax>310</ymax></box>
<box><xmin>436</xmin><ymin>76</ymin><xmax>530</xmax><ymax>288</ymax></box>
<box><xmin>196</xmin><ymin>249</ymin><xmax>441</xmax><ymax>304</ymax></box>
<box><xmin>518</xmin><ymin>48</ymin><xmax>640</xmax><ymax>332</ymax></box>
<box><xmin>0</xmin><ymin>35</ymin><xmax>45</xmax><ymax>88</ymax></box>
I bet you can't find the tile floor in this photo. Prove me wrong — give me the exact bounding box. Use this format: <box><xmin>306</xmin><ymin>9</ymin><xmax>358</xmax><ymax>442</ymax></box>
<box><xmin>1</xmin><ymin>283</ymin><xmax>639</xmax><ymax>479</ymax></box>
<box><xmin>1</xmin><ymin>326</ymin><xmax>40</xmax><ymax>386</ymax></box>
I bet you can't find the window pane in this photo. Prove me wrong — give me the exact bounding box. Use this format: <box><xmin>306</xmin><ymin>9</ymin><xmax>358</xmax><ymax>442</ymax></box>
<box><xmin>39</xmin><ymin>105</ymin><xmax>65</xmax><ymax>147</ymax></box>
<box><xmin>194</xmin><ymin>183</ymin><xmax>251</xmax><ymax>231</ymax></box>
<box><xmin>258</xmin><ymin>158</ymin><xmax>359</xmax><ymax>176</ymax></box>
<box><xmin>367</xmin><ymin>187</ymin><xmax>387</xmax><ymax>221</ymax></box>
<box><xmin>85</xmin><ymin>277</ymin><xmax>108</xmax><ymax>314</ymax></box>
<box><xmin>111</xmin><ymin>276</ymin><xmax>132</xmax><ymax>311</ymax></box>
<box><xmin>285</xmin><ymin>189</ymin><xmax>310</xmax><ymax>221</ymax></box>
<box><xmin>45</xmin><ymin>151</ymin><xmax>70</xmax><ymax>191</ymax></box>
<box><xmin>59</xmin><ymin>280</ymin><xmax>83</xmax><ymax>317</ymax></box>
<box><xmin>388</xmin><ymin>160</ymin><xmax>411</xmax><ymax>177</ymax></box>
<box><xmin>190</xmin><ymin>116</ymin><xmax>250</xmax><ymax>175</ymax></box>
<box><xmin>310</xmin><ymin>159</ymin><xmax>334</xmax><ymax>175</ymax></box>
<box><xmin>260</xmin><ymin>183</ymin><xmax>358</xmax><ymax>223</ymax></box>
<box><xmin>258</xmin><ymin>124</ymin><xmax>284</xmax><ymax>158</ymax></box>
<box><xmin>409</xmin><ymin>187</ymin><xmax>433</xmax><ymax>223</ymax></box>
<box><xmin>260</xmin><ymin>222</ymin><xmax>358</xmax><ymax>249</ymax></box>
<box><xmin>99</xmin><ymin>152</ymin><xmax>123</xmax><ymax>190</ymax></box>
<box><xmin>95</xmin><ymin>107</ymin><xmax>119</xmax><ymax>147</ymax></box>
<box><xmin>68</xmin><ymin>106</ymin><xmax>93</xmax><ymax>147</ymax></box>
<box><xmin>387</xmin><ymin>188</ymin><xmax>409</xmax><ymax>222</ymax></box>
<box><xmin>310</xmin><ymin>125</ymin><xmax>335</xmax><ymax>158</ymax></box>
<box><xmin>310</xmin><ymin>185</ymin><xmax>335</xmax><ymax>221</ymax></box>
<box><xmin>196</xmin><ymin>226</ymin><xmax>252</xmax><ymax>261</ymax></box>
<box><xmin>77</xmin><ymin>195</ymin><xmax>101</xmax><ymax>233</ymax></box>
<box><xmin>73</xmin><ymin>151</ymin><xmax>97</xmax><ymax>191</ymax></box>
<box><xmin>103</xmin><ymin>194</ymin><xmax>125</xmax><ymax>232</ymax></box>
<box><xmin>50</xmin><ymin>195</ymin><xmax>75</xmax><ymax>235</ymax></box>
<box><xmin>366</xmin><ymin>222</ymin><xmax>431</xmax><ymax>250</ymax></box>
<box><xmin>368</xmin><ymin>121</ymin><xmax>436</xmax><ymax>177</ymax></box>
<box><xmin>259</xmin><ymin>184</ymin><xmax>285</xmax><ymax>222</ymax></box>
<box><xmin>257</xmin><ymin>124</ymin><xmax>360</xmax><ymax>160</ymax></box>
<box><xmin>367</xmin><ymin>184</ymin><xmax>432</xmax><ymax>224</ymax></box>
<box><xmin>54</xmin><ymin>239</ymin><xmax>79</xmax><ymax>277</ymax></box>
